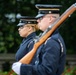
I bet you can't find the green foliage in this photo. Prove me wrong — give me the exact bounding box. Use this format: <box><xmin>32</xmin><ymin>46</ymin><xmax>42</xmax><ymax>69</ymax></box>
<box><xmin>0</xmin><ymin>0</ymin><xmax>76</xmax><ymax>53</ymax></box>
<box><xmin>0</xmin><ymin>70</ymin><xmax>17</xmax><ymax>75</ymax></box>
<box><xmin>62</xmin><ymin>66</ymin><xmax>76</xmax><ymax>75</ymax></box>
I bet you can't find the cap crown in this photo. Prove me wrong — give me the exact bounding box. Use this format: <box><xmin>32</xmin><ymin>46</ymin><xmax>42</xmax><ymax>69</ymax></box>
<box><xmin>17</xmin><ymin>16</ymin><xmax>37</xmax><ymax>26</ymax></box>
<box><xmin>35</xmin><ymin>4</ymin><xmax>62</xmax><ymax>18</ymax></box>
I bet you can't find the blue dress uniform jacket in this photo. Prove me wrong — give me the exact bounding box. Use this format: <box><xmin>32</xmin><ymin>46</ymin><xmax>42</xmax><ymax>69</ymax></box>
<box><xmin>15</xmin><ymin>32</ymin><xmax>36</xmax><ymax>61</ymax></box>
<box><xmin>20</xmin><ymin>30</ymin><xmax>66</xmax><ymax>75</ymax></box>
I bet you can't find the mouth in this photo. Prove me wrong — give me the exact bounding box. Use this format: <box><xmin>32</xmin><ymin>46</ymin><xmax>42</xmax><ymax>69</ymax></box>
<box><xmin>19</xmin><ymin>31</ymin><xmax>20</xmax><ymax>34</ymax></box>
<box><xmin>37</xmin><ymin>24</ymin><xmax>40</xmax><ymax>28</ymax></box>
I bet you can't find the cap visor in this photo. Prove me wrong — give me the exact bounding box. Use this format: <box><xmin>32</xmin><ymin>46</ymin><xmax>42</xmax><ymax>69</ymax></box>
<box><xmin>17</xmin><ymin>23</ymin><xmax>25</xmax><ymax>26</ymax></box>
<box><xmin>35</xmin><ymin>14</ymin><xmax>45</xmax><ymax>19</ymax></box>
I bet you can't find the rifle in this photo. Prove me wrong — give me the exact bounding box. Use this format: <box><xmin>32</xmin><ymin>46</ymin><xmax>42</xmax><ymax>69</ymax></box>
<box><xmin>8</xmin><ymin>3</ymin><xmax>76</xmax><ymax>75</ymax></box>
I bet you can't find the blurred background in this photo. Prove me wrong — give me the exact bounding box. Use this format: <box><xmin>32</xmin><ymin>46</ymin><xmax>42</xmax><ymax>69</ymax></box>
<box><xmin>0</xmin><ymin>0</ymin><xmax>76</xmax><ymax>74</ymax></box>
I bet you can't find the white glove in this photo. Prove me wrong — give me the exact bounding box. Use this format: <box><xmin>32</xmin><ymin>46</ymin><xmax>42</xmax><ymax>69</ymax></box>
<box><xmin>12</xmin><ymin>62</ymin><xmax>22</xmax><ymax>75</ymax></box>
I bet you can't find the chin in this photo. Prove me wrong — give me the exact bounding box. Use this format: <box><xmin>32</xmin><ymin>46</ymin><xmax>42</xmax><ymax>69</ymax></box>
<box><xmin>20</xmin><ymin>35</ymin><xmax>23</xmax><ymax>37</ymax></box>
<box><xmin>39</xmin><ymin>27</ymin><xmax>43</xmax><ymax>30</ymax></box>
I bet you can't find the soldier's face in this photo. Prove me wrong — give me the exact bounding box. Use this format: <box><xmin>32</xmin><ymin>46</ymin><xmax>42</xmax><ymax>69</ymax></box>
<box><xmin>37</xmin><ymin>14</ymin><xmax>54</xmax><ymax>31</ymax></box>
<box><xmin>18</xmin><ymin>25</ymin><xmax>30</xmax><ymax>37</ymax></box>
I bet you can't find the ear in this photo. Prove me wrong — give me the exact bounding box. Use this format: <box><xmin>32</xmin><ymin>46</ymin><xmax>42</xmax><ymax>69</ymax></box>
<box><xmin>49</xmin><ymin>17</ymin><xmax>55</xmax><ymax>23</ymax></box>
<box><xmin>28</xmin><ymin>26</ymin><xmax>32</xmax><ymax>32</ymax></box>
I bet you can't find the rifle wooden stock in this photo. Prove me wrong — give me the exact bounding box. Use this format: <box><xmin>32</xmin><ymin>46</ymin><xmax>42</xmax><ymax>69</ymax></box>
<box><xmin>8</xmin><ymin>3</ymin><xmax>76</xmax><ymax>75</ymax></box>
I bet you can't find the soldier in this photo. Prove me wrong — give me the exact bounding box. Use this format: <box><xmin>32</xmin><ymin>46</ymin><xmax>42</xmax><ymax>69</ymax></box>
<box><xmin>12</xmin><ymin>4</ymin><xmax>66</xmax><ymax>75</ymax></box>
<box><xmin>15</xmin><ymin>16</ymin><xmax>38</xmax><ymax>61</ymax></box>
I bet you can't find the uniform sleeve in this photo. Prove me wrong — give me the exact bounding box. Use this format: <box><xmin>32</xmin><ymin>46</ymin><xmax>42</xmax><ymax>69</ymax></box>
<box><xmin>27</xmin><ymin>41</ymin><xmax>34</xmax><ymax>52</ymax></box>
<box><xmin>20</xmin><ymin>39</ymin><xmax>61</xmax><ymax>75</ymax></box>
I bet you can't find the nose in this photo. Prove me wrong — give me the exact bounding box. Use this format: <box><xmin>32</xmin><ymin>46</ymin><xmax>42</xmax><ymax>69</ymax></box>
<box><xmin>37</xmin><ymin>19</ymin><xmax>40</xmax><ymax>22</ymax></box>
<box><xmin>18</xmin><ymin>27</ymin><xmax>20</xmax><ymax>31</ymax></box>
